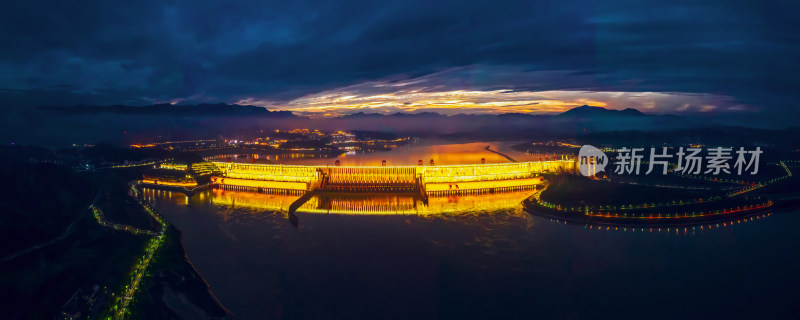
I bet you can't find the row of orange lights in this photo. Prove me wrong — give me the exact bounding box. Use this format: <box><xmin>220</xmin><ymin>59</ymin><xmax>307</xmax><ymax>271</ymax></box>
<box><xmin>583</xmin><ymin>201</ymin><xmax>772</xmax><ymax>219</ymax></box>
<box><xmin>548</xmin><ymin>213</ymin><xmax>772</xmax><ymax>232</ymax></box>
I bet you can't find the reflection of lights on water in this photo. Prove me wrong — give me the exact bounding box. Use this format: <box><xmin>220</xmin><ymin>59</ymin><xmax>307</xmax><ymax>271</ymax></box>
<box><xmin>174</xmin><ymin>188</ymin><xmax>539</xmax><ymax>217</ymax></box>
<box><xmin>141</xmin><ymin>187</ymin><xmax>194</xmax><ymax>206</ymax></box>
<box><xmin>547</xmin><ymin>213</ymin><xmax>773</xmax><ymax>234</ymax></box>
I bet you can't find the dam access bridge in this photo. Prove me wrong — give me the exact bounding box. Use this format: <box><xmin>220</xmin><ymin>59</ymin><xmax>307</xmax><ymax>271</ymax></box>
<box><xmin>210</xmin><ymin>160</ymin><xmax>575</xmax><ymax>197</ymax></box>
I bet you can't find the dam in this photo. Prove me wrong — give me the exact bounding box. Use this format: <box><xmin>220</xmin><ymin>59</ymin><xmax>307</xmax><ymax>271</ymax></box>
<box><xmin>210</xmin><ymin>160</ymin><xmax>575</xmax><ymax>196</ymax></box>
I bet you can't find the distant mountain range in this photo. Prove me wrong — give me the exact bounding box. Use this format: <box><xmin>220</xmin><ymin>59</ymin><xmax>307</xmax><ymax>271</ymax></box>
<box><xmin>556</xmin><ymin>105</ymin><xmax>646</xmax><ymax>117</ymax></box>
<box><xmin>337</xmin><ymin>105</ymin><xmax>663</xmax><ymax>119</ymax></box>
<box><xmin>41</xmin><ymin>103</ymin><xmax>297</xmax><ymax>118</ymax></box>
<box><xmin>37</xmin><ymin>103</ymin><xmax>695</xmax><ymax>135</ymax></box>
<box><xmin>12</xmin><ymin>103</ymin><xmax>795</xmax><ymax>147</ymax></box>
<box><xmin>42</xmin><ymin>103</ymin><xmax>677</xmax><ymax>120</ymax></box>
<box><xmin>317</xmin><ymin>105</ymin><xmax>704</xmax><ymax>139</ymax></box>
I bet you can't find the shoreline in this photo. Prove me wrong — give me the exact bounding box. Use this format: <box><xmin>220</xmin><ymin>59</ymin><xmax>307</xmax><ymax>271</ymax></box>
<box><xmin>120</xmin><ymin>181</ymin><xmax>231</xmax><ymax>319</ymax></box>
<box><xmin>132</xmin><ymin>225</ymin><xmax>233</xmax><ymax>319</ymax></box>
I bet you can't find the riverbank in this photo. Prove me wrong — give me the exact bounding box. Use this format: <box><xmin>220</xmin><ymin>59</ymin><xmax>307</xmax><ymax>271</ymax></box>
<box><xmin>129</xmin><ymin>226</ymin><xmax>231</xmax><ymax>319</ymax></box>
<box><xmin>0</xmin><ymin>159</ymin><xmax>152</xmax><ymax>319</ymax></box>
<box><xmin>524</xmin><ymin>163</ymin><xmax>796</xmax><ymax>227</ymax></box>
<box><xmin>82</xmin><ymin>168</ymin><xmax>230</xmax><ymax>319</ymax></box>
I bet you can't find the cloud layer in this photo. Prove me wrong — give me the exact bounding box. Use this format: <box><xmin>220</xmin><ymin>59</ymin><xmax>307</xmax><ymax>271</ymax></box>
<box><xmin>237</xmin><ymin>66</ymin><xmax>748</xmax><ymax>116</ymax></box>
<box><xmin>1</xmin><ymin>0</ymin><xmax>797</xmax><ymax>118</ymax></box>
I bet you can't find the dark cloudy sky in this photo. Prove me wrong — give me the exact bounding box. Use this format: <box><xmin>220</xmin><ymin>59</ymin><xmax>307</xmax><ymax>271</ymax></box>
<box><xmin>1</xmin><ymin>0</ymin><xmax>798</xmax><ymax>117</ymax></box>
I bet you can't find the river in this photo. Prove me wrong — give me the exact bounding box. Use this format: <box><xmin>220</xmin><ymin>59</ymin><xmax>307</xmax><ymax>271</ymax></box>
<box><xmin>144</xmin><ymin>141</ymin><xmax>800</xmax><ymax>319</ymax></box>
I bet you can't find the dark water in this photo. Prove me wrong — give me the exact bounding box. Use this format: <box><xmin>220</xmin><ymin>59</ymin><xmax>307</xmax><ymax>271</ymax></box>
<box><xmin>144</xmin><ymin>187</ymin><xmax>800</xmax><ymax>320</ymax></box>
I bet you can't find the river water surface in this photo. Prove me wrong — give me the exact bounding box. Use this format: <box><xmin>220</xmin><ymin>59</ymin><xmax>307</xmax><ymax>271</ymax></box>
<box><xmin>146</xmin><ymin>142</ymin><xmax>800</xmax><ymax>319</ymax></box>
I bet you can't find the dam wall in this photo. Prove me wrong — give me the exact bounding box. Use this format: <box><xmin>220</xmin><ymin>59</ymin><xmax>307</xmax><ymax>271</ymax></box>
<box><xmin>210</xmin><ymin>160</ymin><xmax>574</xmax><ymax>195</ymax></box>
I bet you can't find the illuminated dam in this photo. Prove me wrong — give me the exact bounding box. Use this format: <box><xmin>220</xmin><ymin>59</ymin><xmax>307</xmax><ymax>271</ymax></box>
<box><xmin>210</xmin><ymin>160</ymin><xmax>575</xmax><ymax>196</ymax></box>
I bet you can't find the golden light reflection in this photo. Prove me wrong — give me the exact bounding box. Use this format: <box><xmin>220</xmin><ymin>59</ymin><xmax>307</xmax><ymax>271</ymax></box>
<box><xmin>207</xmin><ymin>189</ymin><xmax>536</xmax><ymax>216</ymax></box>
